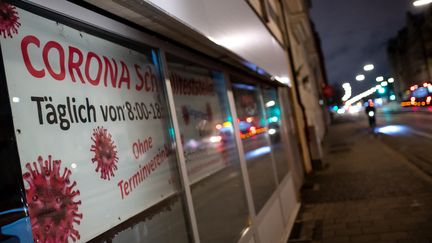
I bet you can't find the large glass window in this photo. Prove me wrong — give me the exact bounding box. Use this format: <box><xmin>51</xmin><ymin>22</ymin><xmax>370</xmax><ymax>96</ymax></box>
<box><xmin>279</xmin><ymin>88</ymin><xmax>305</xmax><ymax>187</ymax></box>
<box><xmin>262</xmin><ymin>86</ymin><xmax>290</xmax><ymax>182</ymax></box>
<box><xmin>232</xmin><ymin>82</ymin><xmax>277</xmax><ymax>212</ymax></box>
<box><xmin>0</xmin><ymin>5</ymin><xmax>190</xmax><ymax>242</ymax></box>
<box><xmin>166</xmin><ymin>54</ymin><xmax>250</xmax><ymax>243</ymax></box>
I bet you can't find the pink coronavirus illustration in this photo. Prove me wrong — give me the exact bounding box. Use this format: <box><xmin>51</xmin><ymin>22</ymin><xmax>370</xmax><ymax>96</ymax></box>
<box><xmin>90</xmin><ymin>126</ymin><xmax>119</xmax><ymax>180</ymax></box>
<box><xmin>23</xmin><ymin>155</ymin><xmax>82</xmax><ymax>242</ymax></box>
<box><xmin>0</xmin><ymin>2</ymin><xmax>21</xmax><ymax>38</ymax></box>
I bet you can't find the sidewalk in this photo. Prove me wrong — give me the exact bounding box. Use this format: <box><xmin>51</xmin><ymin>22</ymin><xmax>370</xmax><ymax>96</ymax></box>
<box><xmin>289</xmin><ymin>119</ymin><xmax>432</xmax><ymax>243</ymax></box>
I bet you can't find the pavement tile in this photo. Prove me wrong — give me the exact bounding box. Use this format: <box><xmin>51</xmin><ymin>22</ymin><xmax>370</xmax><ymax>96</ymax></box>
<box><xmin>290</xmin><ymin>120</ymin><xmax>432</xmax><ymax>243</ymax></box>
<box><xmin>322</xmin><ymin>236</ymin><xmax>349</xmax><ymax>243</ymax></box>
<box><xmin>362</xmin><ymin>225</ymin><xmax>393</xmax><ymax>234</ymax></box>
<box><xmin>335</xmin><ymin>228</ymin><xmax>362</xmax><ymax>237</ymax></box>
<box><xmin>380</xmin><ymin>232</ymin><xmax>409</xmax><ymax>241</ymax></box>
<box><xmin>349</xmin><ymin>234</ymin><xmax>379</xmax><ymax>243</ymax></box>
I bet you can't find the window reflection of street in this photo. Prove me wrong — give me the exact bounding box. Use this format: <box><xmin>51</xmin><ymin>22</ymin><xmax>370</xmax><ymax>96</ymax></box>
<box><xmin>167</xmin><ymin>54</ymin><xmax>250</xmax><ymax>243</ymax></box>
<box><xmin>232</xmin><ymin>83</ymin><xmax>277</xmax><ymax>213</ymax></box>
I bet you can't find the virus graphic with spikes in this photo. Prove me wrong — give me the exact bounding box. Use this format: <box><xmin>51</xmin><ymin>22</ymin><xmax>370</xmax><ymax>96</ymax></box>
<box><xmin>0</xmin><ymin>2</ymin><xmax>21</xmax><ymax>38</ymax></box>
<box><xmin>23</xmin><ymin>155</ymin><xmax>82</xmax><ymax>242</ymax></box>
<box><xmin>90</xmin><ymin>127</ymin><xmax>119</xmax><ymax>180</ymax></box>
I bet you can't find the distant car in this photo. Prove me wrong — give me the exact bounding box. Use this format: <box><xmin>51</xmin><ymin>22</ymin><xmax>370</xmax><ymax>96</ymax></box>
<box><xmin>401</xmin><ymin>83</ymin><xmax>432</xmax><ymax>107</ymax></box>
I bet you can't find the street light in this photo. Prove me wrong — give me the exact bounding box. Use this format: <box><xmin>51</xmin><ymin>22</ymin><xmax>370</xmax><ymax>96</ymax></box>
<box><xmin>341</xmin><ymin>83</ymin><xmax>352</xmax><ymax>102</ymax></box>
<box><xmin>413</xmin><ymin>0</ymin><xmax>432</xmax><ymax>6</ymax></box>
<box><xmin>388</xmin><ymin>78</ymin><xmax>395</xmax><ymax>83</ymax></box>
<box><xmin>363</xmin><ymin>64</ymin><xmax>374</xmax><ymax>71</ymax></box>
<box><xmin>376</xmin><ymin>76</ymin><xmax>384</xmax><ymax>82</ymax></box>
<box><xmin>356</xmin><ymin>74</ymin><xmax>365</xmax><ymax>81</ymax></box>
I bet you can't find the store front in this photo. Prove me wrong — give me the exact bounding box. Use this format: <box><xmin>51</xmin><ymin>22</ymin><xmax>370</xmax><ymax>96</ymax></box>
<box><xmin>0</xmin><ymin>1</ymin><xmax>302</xmax><ymax>242</ymax></box>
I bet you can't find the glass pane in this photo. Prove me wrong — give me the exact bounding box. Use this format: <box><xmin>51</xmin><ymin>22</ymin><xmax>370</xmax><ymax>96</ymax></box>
<box><xmin>232</xmin><ymin>83</ymin><xmax>276</xmax><ymax>212</ymax></box>
<box><xmin>262</xmin><ymin>86</ymin><xmax>290</xmax><ymax>182</ymax></box>
<box><xmin>279</xmin><ymin>89</ymin><xmax>304</xmax><ymax>187</ymax></box>
<box><xmin>0</xmin><ymin>6</ymin><xmax>190</xmax><ymax>242</ymax></box>
<box><xmin>167</xmin><ymin>54</ymin><xmax>250</xmax><ymax>243</ymax></box>
<box><xmin>107</xmin><ymin>197</ymin><xmax>190</xmax><ymax>243</ymax></box>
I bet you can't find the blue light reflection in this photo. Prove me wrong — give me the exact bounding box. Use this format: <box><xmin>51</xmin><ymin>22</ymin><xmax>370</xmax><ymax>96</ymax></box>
<box><xmin>376</xmin><ymin>125</ymin><xmax>409</xmax><ymax>135</ymax></box>
<box><xmin>245</xmin><ymin>146</ymin><xmax>271</xmax><ymax>160</ymax></box>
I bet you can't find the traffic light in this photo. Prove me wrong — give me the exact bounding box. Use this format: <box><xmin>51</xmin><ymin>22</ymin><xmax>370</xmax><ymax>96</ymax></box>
<box><xmin>378</xmin><ymin>87</ymin><xmax>386</xmax><ymax>94</ymax></box>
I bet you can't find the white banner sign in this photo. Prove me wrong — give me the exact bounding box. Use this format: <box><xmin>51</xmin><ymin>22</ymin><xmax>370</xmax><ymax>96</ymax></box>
<box><xmin>1</xmin><ymin>6</ymin><xmax>179</xmax><ymax>242</ymax></box>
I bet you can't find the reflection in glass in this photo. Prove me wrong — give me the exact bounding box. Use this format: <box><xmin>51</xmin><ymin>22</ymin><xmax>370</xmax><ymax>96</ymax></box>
<box><xmin>232</xmin><ymin>83</ymin><xmax>276</xmax><ymax>212</ymax></box>
<box><xmin>167</xmin><ymin>54</ymin><xmax>249</xmax><ymax>243</ymax></box>
<box><xmin>90</xmin><ymin>49</ymin><xmax>190</xmax><ymax>243</ymax></box>
<box><xmin>262</xmin><ymin>86</ymin><xmax>290</xmax><ymax>182</ymax></box>
<box><xmin>110</xmin><ymin>197</ymin><xmax>190</xmax><ymax>243</ymax></box>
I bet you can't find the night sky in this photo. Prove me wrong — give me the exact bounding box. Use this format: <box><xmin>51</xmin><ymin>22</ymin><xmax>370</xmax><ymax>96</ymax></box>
<box><xmin>310</xmin><ymin>0</ymin><xmax>419</xmax><ymax>94</ymax></box>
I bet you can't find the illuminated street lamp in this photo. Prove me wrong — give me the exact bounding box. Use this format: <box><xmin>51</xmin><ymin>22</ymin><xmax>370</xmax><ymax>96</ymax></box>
<box><xmin>388</xmin><ymin>78</ymin><xmax>395</xmax><ymax>83</ymax></box>
<box><xmin>356</xmin><ymin>74</ymin><xmax>365</xmax><ymax>81</ymax></box>
<box><xmin>341</xmin><ymin>82</ymin><xmax>352</xmax><ymax>102</ymax></box>
<box><xmin>376</xmin><ymin>76</ymin><xmax>384</xmax><ymax>82</ymax></box>
<box><xmin>413</xmin><ymin>0</ymin><xmax>432</xmax><ymax>6</ymax></box>
<box><xmin>363</xmin><ymin>64</ymin><xmax>374</xmax><ymax>71</ymax></box>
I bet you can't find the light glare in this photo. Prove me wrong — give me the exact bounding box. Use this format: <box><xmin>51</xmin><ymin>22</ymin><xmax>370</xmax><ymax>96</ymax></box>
<box><xmin>376</xmin><ymin>76</ymin><xmax>384</xmax><ymax>82</ymax></box>
<box><xmin>245</xmin><ymin>146</ymin><xmax>271</xmax><ymax>160</ymax></box>
<box><xmin>268</xmin><ymin>128</ymin><xmax>276</xmax><ymax>135</ymax></box>
<box><xmin>413</xmin><ymin>0</ymin><xmax>432</xmax><ymax>6</ymax></box>
<box><xmin>345</xmin><ymin>86</ymin><xmax>378</xmax><ymax>106</ymax></box>
<box><xmin>209</xmin><ymin>136</ymin><xmax>222</xmax><ymax>143</ymax></box>
<box><xmin>341</xmin><ymin>83</ymin><xmax>352</xmax><ymax>102</ymax></box>
<box><xmin>265</xmin><ymin>100</ymin><xmax>275</xmax><ymax>107</ymax></box>
<box><xmin>337</xmin><ymin>108</ymin><xmax>346</xmax><ymax>114</ymax></box>
<box><xmin>274</xmin><ymin>76</ymin><xmax>291</xmax><ymax>86</ymax></box>
<box><xmin>356</xmin><ymin>74</ymin><xmax>365</xmax><ymax>81</ymax></box>
<box><xmin>363</xmin><ymin>64</ymin><xmax>374</xmax><ymax>71</ymax></box>
<box><xmin>377</xmin><ymin>125</ymin><xmax>408</xmax><ymax>135</ymax></box>
<box><xmin>270</xmin><ymin>116</ymin><xmax>278</xmax><ymax>122</ymax></box>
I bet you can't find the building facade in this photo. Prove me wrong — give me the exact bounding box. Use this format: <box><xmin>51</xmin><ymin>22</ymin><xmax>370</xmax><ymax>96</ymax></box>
<box><xmin>248</xmin><ymin>0</ymin><xmax>329</xmax><ymax>169</ymax></box>
<box><xmin>0</xmin><ymin>0</ymin><xmax>327</xmax><ymax>242</ymax></box>
<box><xmin>388</xmin><ymin>7</ymin><xmax>432</xmax><ymax>96</ymax></box>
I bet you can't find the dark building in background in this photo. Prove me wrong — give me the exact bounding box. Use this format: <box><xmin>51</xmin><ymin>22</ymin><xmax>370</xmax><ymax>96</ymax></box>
<box><xmin>388</xmin><ymin>7</ymin><xmax>432</xmax><ymax>97</ymax></box>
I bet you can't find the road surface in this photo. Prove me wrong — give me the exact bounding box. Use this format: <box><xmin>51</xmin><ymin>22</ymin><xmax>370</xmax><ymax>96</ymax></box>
<box><xmin>346</xmin><ymin>108</ymin><xmax>432</xmax><ymax>177</ymax></box>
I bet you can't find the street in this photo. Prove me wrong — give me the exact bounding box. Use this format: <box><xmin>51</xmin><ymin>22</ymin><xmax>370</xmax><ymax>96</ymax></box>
<box><xmin>377</xmin><ymin>109</ymin><xmax>432</xmax><ymax>177</ymax></box>
<box><xmin>290</xmin><ymin>109</ymin><xmax>432</xmax><ymax>243</ymax></box>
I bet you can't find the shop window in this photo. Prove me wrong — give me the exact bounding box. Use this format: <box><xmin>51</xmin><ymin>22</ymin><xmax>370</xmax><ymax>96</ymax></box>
<box><xmin>166</xmin><ymin>54</ymin><xmax>250</xmax><ymax>243</ymax></box>
<box><xmin>262</xmin><ymin>86</ymin><xmax>290</xmax><ymax>182</ymax></box>
<box><xmin>232</xmin><ymin>82</ymin><xmax>277</xmax><ymax>212</ymax></box>
<box><xmin>0</xmin><ymin>5</ymin><xmax>190</xmax><ymax>242</ymax></box>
